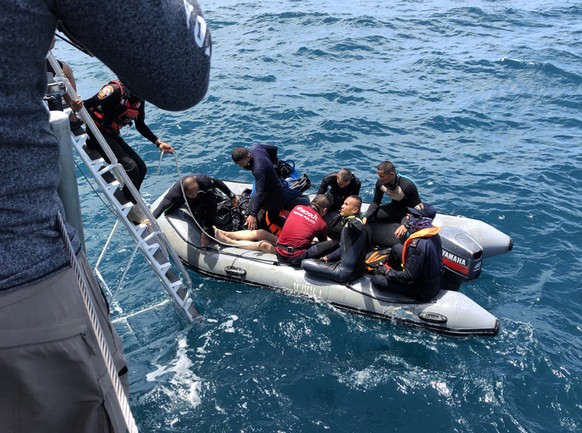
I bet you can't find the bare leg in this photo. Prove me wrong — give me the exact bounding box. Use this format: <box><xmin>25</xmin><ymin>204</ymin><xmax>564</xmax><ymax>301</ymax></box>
<box><xmin>213</xmin><ymin>226</ymin><xmax>278</xmax><ymax>244</ymax></box>
<box><xmin>214</xmin><ymin>227</ymin><xmax>277</xmax><ymax>253</ymax></box>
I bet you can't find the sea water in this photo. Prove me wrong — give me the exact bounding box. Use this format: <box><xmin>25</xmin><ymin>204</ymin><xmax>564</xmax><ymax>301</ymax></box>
<box><xmin>54</xmin><ymin>0</ymin><xmax>582</xmax><ymax>432</ymax></box>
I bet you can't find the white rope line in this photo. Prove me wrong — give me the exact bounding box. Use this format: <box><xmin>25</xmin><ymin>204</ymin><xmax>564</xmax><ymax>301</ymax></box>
<box><xmin>165</xmin><ymin>152</ymin><xmax>249</xmax><ymax>247</ymax></box>
<box><xmin>56</xmin><ymin>212</ymin><xmax>139</xmax><ymax>433</ymax></box>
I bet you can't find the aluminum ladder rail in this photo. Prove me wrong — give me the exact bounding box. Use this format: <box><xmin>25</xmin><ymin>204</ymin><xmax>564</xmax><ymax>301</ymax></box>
<box><xmin>48</xmin><ymin>52</ymin><xmax>198</xmax><ymax>321</ymax></box>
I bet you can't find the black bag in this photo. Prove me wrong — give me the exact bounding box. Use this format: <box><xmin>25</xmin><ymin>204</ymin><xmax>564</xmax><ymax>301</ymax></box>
<box><xmin>213</xmin><ymin>190</ymin><xmax>249</xmax><ymax>232</ymax></box>
<box><xmin>287</xmin><ymin>173</ymin><xmax>311</xmax><ymax>192</ymax></box>
<box><xmin>275</xmin><ymin>159</ymin><xmax>295</xmax><ymax>179</ymax></box>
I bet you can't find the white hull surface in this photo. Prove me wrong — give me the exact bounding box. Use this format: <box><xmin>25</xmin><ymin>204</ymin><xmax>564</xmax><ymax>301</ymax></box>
<box><xmin>153</xmin><ymin>181</ymin><xmax>510</xmax><ymax>336</ymax></box>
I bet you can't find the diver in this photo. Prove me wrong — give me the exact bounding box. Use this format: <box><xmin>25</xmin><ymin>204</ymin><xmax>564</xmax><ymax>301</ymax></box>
<box><xmin>362</xmin><ymin>160</ymin><xmax>423</xmax><ymax>246</ymax></box>
<box><xmin>302</xmin><ymin>195</ymin><xmax>370</xmax><ymax>284</ymax></box>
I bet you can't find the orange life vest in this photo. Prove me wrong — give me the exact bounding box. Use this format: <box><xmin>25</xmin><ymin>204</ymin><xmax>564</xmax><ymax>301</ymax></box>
<box><xmin>401</xmin><ymin>227</ymin><xmax>440</xmax><ymax>269</ymax></box>
<box><xmin>89</xmin><ymin>80</ymin><xmax>141</xmax><ymax>134</ymax></box>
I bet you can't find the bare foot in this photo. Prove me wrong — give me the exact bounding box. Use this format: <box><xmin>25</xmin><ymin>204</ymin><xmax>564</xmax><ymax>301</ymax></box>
<box><xmin>213</xmin><ymin>227</ymin><xmax>232</xmax><ymax>244</ymax></box>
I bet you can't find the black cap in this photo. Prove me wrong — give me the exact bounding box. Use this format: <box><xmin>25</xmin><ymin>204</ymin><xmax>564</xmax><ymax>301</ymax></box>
<box><xmin>407</xmin><ymin>203</ymin><xmax>436</xmax><ymax>219</ymax></box>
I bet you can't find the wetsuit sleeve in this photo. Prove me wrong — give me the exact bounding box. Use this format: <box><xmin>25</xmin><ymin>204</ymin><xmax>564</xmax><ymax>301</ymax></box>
<box><xmin>385</xmin><ymin>244</ymin><xmax>425</xmax><ymax>284</ymax></box>
<box><xmin>317</xmin><ymin>174</ymin><xmax>333</xmax><ymax>195</ymax></box>
<box><xmin>326</xmin><ymin>246</ymin><xmax>341</xmax><ymax>262</ymax></box>
<box><xmin>134</xmin><ymin>103</ymin><xmax>158</xmax><ymax>144</ymax></box>
<box><xmin>364</xmin><ymin>181</ymin><xmax>383</xmax><ymax>219</ymax></box>
<box><xmin>57</xmin><ymin>0</ymin><xmax>211</xmax><ymax>111</ymax></box>
<box><xmin>209</xmin><ymin>178</ymin><xmax>236</xmax><ymax>199</ymax></box>
<box><xmin>151</xmin><ymin>181</ymin><xmax>185</xmax><ymax>218</ymax></box>
<box><xmin>249</xmin><ymin>169</ymin><xmax>266</xmax><ymax>217</ymax></box>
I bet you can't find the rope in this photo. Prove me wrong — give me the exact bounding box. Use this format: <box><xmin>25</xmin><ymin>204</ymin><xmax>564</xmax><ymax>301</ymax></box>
<box><xmin>164</xmin><ymin>152</ymin><xmax>260</xmax><ymax>248</ymax></box>
<box><xmin>56</xmin><ymin>212</ymin><xmax>139</xmax><ymax>433</ymax></box>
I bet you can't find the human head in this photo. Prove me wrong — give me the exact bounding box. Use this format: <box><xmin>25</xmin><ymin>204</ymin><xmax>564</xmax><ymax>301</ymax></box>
<box><xmin>336</xmin><ymin>168</ymin><xmax>353</xmax><ymax>188</ymax></box>
<box><xmin>377</xmin><ymin>161</ymin><xmax>397</xmax><ymax>186</ymax></box>
<box><xmin>232</xmin><ymin>147</ymin><xmax>252</xmax><ymax>169</ymax></box>
<box><xmin>182</xmin><ymin>176</ymin><xmax>200</xmax><ymax>199</ymax></box>
<box><xmin>340</xmin><ymin>195</ymin><xmax>362</xmax><ymax>217</ymax></box>
<box><xmin>310</xmin><ymin>194</ymin><xmax>331</xmax><ymax>216</ymax></box>
<box><xmin>407</xmin><ymin>203</ymin><xmax>436</xmax><ymax>232</ymax></box>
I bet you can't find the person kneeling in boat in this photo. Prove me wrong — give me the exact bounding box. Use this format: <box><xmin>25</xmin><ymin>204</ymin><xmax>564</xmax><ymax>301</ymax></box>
<box><xmin>371</xmin><ymin>203</ymin><xmax>443</xmax><ymax>301</ymax></box>
<box><xmin>152</xmin><ymin>175</ymin><xmax>239</xmax><ymax>246</ymax></box>
<box><xmin>302</xmin><ymin>195</ymin><xmax>370</xmax><ymax>283</ymax></box>
<box><xmin>275</xmin><ymin>195</ymin><xmax>338</xmax><ymax>267</ymax></box>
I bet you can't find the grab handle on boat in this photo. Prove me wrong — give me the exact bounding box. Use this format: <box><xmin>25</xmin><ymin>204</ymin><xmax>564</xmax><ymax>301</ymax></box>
<box><xmin>225</xmin><ymin>266</ymin><xmax>247</xmax><ymax>280</ymax></box>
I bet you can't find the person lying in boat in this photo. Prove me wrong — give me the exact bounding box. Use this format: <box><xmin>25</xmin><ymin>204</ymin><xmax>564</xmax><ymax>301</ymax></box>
<box><xmin>302</xmin><ymin>195</ymin><xmax>370</xmax><ymax>284</ymax></box>
<box><xmin>317</xmin><ymin>168</ymin><xmax>361</xmax><ymax>240</ymax></box>
<box><xmin>153</xmin><ymin>175</ymin><xmax>239</xmax><ymax>246</ymax></box>
<box><xmin>362</xmin><ymin>160</ymin><xmax>422</xmax><ymax>246</ymax></box>
<box><xmin>214</xmin><ymin>226</ymin><xmax>279</xmax><ymax>253</ymax></box>
<box><xmin>275</xmin><ymin>195</ymin><xmax>339</xmax><ymax>267</ymax></box>
<box><xmin>371</xmin><ymin>203</ymin><xmax>443</xmax><ymax>301</ymax></box>
<box><xmin>232</xmin><ymin>144</ymin><xmax>287</xmax><ymax>234</ymax></box>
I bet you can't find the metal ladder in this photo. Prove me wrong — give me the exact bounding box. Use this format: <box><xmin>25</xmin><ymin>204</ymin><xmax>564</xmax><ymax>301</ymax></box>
<box><xmin>48</xmin><ymin>53</ymin><xmax>198</xmax><ymax>321</ymax></box>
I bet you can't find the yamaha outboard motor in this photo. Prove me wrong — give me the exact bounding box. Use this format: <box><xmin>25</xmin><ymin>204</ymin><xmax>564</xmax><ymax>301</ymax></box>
<box><xmin>439</xmin><ymin>226</ymin><xmax>483</xmax><ymax>290</ymax></box>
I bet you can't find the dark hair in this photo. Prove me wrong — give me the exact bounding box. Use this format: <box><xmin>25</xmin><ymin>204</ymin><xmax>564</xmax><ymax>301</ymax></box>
<box><xmin>347</xmin><ymin>195</ymin><xmax>362</xmax><ymax>212</ymax></box>
<box><xmin>231</xmin><ymin>147</ymin><xmax>249</xmax><ymax>162</ymax></box>
<box><xmin>337</xmin><ymin>168</ymin><xmax>353</xmax><ymax>182</ymax></box>
<box><xmin>377</xmin><ymin>161</ymin><xmax>396</xmax><ymax>174</ymax></box>
<box><xmin>311</xmin><ymin>194</ymin><xmax>331</xmax><ymax>212</ymax></box>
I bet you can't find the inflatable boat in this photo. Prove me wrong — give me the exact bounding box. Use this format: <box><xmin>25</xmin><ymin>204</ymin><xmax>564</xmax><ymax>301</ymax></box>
<box><xmin>152</xmin><ymin>181</ymin><xmax>513</xmax><ymax>336</ymax></box>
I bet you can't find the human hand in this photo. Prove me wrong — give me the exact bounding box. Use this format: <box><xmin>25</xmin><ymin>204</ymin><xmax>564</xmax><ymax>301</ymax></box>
<box><xmin>231</xmin><ymin>196</ymin><xmax>241</xmax><ymax>208</ymax></box>
<box><xmin>70</xmin><ymin>99</ymin><xmax>83</xmax><ymax>112</ymax></box>
<box><xmin>362</xmin><ymin>217</ymin><xmax>368</xmax><ymax>225</ymax></box>
<box><xmin>245</xmin><ymin>215</ymin><xmax>257</xmax><ymax>230</ymax></box>
<box><xmin>394</xmin><ymin>224</ymin><xmax>408</xmax><ymax>238</ymax></box>
<box><xmin>157</xmin><ymin>141</ymin><xmax>174</xmax><ymax>154</ymax></box>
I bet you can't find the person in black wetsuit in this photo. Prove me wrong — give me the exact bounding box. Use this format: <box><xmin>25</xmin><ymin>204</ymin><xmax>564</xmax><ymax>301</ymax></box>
<box><xmin>302</xmin><ymin>195</ymin><xmax>370</xmax><ymax>283</ymax></box>
<box><xmin>232</xmin><ymin>144</ymin><xmax>286</xmax><ymax>233</ymax></box>
<box><xmin>152</xmin><ymin>175</ymin><xmax>239</xmax><ymax>246</ymax></box>
<box><xmin>362</xmin><ymin>160</ymin><xmax>422</xmax><ymax>246</ymax></box>
<box><xmin>371</xmin><ymin>203</ymin><xmax>443</xmax><ymax>301</ymax></box>
<box><xmin>317</xmin><ymin>168</ymin><xmax>361</xmax><ymax>240</ymax></box>
<box><xmin>72</xmin><ymin>80</ymin><xmax>174</xmax><ymax>220</ymax></box>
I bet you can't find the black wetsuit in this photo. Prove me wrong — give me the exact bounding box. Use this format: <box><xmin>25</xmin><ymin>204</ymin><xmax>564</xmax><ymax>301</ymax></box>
<box><xmin>317</xmin><ymin>172</ymin><xmax>362</xmax><ymax>211</ymax></box>
<box><xmin>364</xmin><ymin>175</ymin><xmax>421</xmax><ymax>224</ymax></box>
<box><xmin>371</xmin><ymin>232</ymin><xmax>443</xmax><ymax>301</ymax></box>
<box><xmin>246</xmin><ymin>144</ymin><xmax>286</xmax><ymax>228</ymax></box>
<box><xmin>318</xmin><ymin>171</ymin><xmax>362</xmax><ymax>240</ymax></box>
<box><xmin>152</xmin><ymin>174</ymin><xmax>235</xmax><ymax>230</ymax></box>
<box><xmin>84</xmin><ymin>82</ymin><xmax>159</xmax><ymax>203</ymax></box>
<box><xmin>302</xmin><ymin>216</ymin><xmax>369</xmax><ymax>283</ymax></box>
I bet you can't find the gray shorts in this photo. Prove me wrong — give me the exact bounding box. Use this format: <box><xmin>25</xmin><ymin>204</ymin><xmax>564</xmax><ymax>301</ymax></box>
<box><xmin>0</xmin><ymin>252</ymin><xmax>128</xmax><ymax>433</ymax></box>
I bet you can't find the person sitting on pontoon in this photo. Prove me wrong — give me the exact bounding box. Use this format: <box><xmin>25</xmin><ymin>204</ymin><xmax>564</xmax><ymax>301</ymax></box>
<box><xmin>302</xmin><ymin>195</ymin><xmax>369</xmax><ymax>283</ymax></box>
<box><xmin>371</xmin><ymin>203</ymin><xmax>443</xmax><ymax>301</ymax></box>
<box><xmin>362</xmin><ymin>160</ymin><xmax>422</xmax><ymax>246</ymax></box>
